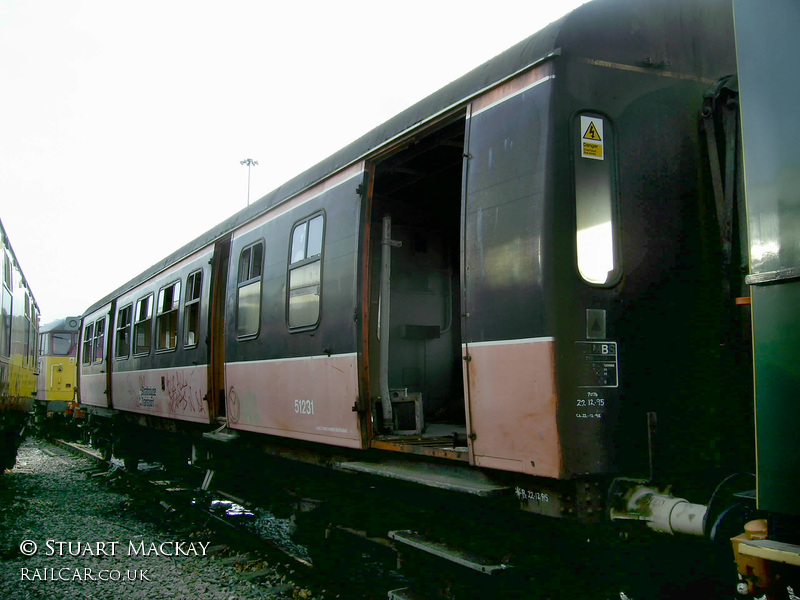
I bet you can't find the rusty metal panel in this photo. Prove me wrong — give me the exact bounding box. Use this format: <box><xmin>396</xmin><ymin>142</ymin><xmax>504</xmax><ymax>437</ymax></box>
<box><xmin>463</xmin><ymin>338</ymin><xmax>561</xmax><ymax>478</ymax></box>
<box><xmin>225</xmin><ymin>353</ymin><xmax>363</xmax><ymax>450</ymax></box>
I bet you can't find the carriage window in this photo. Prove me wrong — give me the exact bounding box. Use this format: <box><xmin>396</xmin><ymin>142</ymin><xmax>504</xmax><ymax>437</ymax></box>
<box><xmin>134</xmin><ymin>294</ymin><xmax>153</xmax><ymax>355</ymax></box>
<box><xmin>30</xmin><ymin>305</ymin><xmax>38</xmax><ymax>366</ymax></box>
<box><xmin>184</xmin><ymin>270</ymin><xmax>202</xmax><ymax>347</ymax></box>
<box><xmin>288</xmin><ymin>214</ymin><xmax>324</xmax><ymax>329</ymax></box>
<box><xmin>237</xmin><ymin>243</ymin><xmax>263</xmax><ymax>338</ymax></box>
<box><xmin>0</xmin><ymin>253</ymin><xmax>11</xmax><ymax>358</ymax></box>
<box><xmin>156</xmin><ymin>281</ymin><xmax>181</xmax><ymax>351</ymax></box>
<box><xmin>1</xmin><ymin>253</ymin><xmax>9</xmax><ymax>289</ymax></box>
<box><xmin>22</xmin><ymin>293</ymin><xmax>31</xmax><ymax>367</ymax></box>
<box><xmin>82</xmin><ymin>322</ymin><xmax>93</xmax><ymax>365</ymax></box>
<box><xmin>92</xmin><ymin>317</ymin><xmax>106</xmax><ymax>363</ymax></box>
<box><xmin>115</xmin><ymin>304</ymin><xmax>132</xmax><ymax>359</ymax></box>
<box><xmin>574</xmin><ymin>113</ymin><xmax>620</xmax><ymax>286</ymax></box>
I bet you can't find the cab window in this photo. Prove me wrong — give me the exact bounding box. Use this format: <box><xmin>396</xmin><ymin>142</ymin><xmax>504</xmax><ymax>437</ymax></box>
<box><xmin>52</xmin><ymin>332</ymin><xmax>75</xmax><ymax>356</ymax></box>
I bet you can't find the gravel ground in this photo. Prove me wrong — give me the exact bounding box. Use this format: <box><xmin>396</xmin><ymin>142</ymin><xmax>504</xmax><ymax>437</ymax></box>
<box><xmin>0</xmin><ymin>438</ymin><xmax>319</xmax><ymax>600</ymax></box>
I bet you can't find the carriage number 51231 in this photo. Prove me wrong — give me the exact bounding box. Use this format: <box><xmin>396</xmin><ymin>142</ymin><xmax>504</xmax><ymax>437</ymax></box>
<box><xmin>294</xmin><ymin>399</ymin><xmax>315</xmax><ymax>415</ymax></box>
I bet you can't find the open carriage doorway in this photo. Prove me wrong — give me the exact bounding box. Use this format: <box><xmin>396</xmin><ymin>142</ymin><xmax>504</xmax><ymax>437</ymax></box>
<box><xmin>366</xmin><ymin>115</ymin><xmax>468</xmax><ymax>453</ymax></box>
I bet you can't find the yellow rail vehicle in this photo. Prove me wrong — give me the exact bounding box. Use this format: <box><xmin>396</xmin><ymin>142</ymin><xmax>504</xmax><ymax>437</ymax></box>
<box><xmin>1</xmin><ymin>218</ymin><xmax>40</xmax><ymax>469</ymax></box>
<box><xmin>35</xmin><ymin>317</ymin><xmax>82</xmax><ymax>434</ymax></box>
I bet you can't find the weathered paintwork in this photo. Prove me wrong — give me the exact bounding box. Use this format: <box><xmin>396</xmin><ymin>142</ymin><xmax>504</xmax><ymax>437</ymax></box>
<box><xmin>463</xmin><ymin>338</ymin><xmax>560</xmax><ymax>478</ymax></box>
<box><xmin>225</xmin><ymin>353</ymin><xmax>361</xmax><ymax>448</ymax></box>
<box><xmin>111</xmin><ymin>366</ymin><xmax>209</xmax><ymax>424</ymax></box>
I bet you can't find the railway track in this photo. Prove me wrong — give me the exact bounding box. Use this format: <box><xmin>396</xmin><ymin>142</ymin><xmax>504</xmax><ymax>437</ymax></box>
<box><xmin>52</xmin><ymin>438</ymin><xmax>569</xmax><ymax>599</ymax></box>
<box><xmin>17</xmin><ymin>435</ymin><xmax>747</xmax><ymax>600</ymax></box>
<box><xmin>49</xmin><ymin>437</ymin><xmax>385</xmax><ymax>599</ymax></box>
<box><xmin>4</xmin><ymin>437</ymin><xmax>311</xmax><ymax>599</ymax></box>
<box><xmin>56</xmin><ymin>438</ymin><xmax>309</xmax><ymax>560</ymax></box>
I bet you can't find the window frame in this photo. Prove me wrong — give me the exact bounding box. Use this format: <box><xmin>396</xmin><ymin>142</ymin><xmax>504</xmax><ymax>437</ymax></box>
<box><xmin>51</xmin><ymin>332</ymin><xmax>75</xmax><ymax>357</ymax></box>
<box><xmin>287</xmin><ymin>212</ymin><xmax>325</xmax><ymax>331</ymax></box>
<box><xmin>92</xmin><ymin>317</ymin><xmax>106</xmax><ymax>364</ymax></box>
<box><xmin>133</xmin><ymin>294</ymin><xmax>154</xmax><ymax>357</ymax></box>
<box><xmin>22</xmin><ymin>293</ymin><xmax>31</xmax><ymax>367</ymax></box>
<box><xmin>155</xmin><ymin>280</ymin><xmax>181</xmax><ymax>352</ymax></box>
<box><xmin>30</xmin><ymin>305</ymin><xmax>38</xmax><ymax>366</ymax></box>
<box><xmin>572</xmin><ymin>111</ymin><xmax>622</xmax><ymax>287</ymax></box>
<box><xmin>115</xmin><ymin>304</ymin><xmax>132</xmax><ymax>360</ymax></box>
<box><xmin>81</xmin><ymin>322</ymin><xmax>94</xmax><ymax>366</ymax></box>
<box><xmin>0</xmin><ymin>251</ymin><xmax>12</xmax><ymax>358</ymax></box>
<box><xmin>183</xmin><ymin>270</ymin><xmax>202</xmax><ymax>348</ymax></box>
<box><xmin>236</xmin><ymin>241</ymin><xmax>264</xmax><ymax>340</ymax></box>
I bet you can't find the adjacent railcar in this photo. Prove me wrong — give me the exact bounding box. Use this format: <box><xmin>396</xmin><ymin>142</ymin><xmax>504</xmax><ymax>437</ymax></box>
<box><xmin>34</xmin><ymin>316</ymin><xmax>82</xmax><ymax>435</ymax></box>
<box><xmin>729</xmin><ymin>0</ymin><xmax>800</xmax><ymax>595</ymax></box>
<box><xmin>0</xmin><ymin>218</ymin><xmax>40</xmax><ymax>470</ymax></box>
<box><xmin>77</xmin><ymin>0</ymin><xmax>798</xmax><ymax>595</ymax></box>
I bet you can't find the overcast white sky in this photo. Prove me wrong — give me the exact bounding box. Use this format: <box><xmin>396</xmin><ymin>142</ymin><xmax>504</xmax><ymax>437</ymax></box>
<box><xmin>1</xmin><ymin>0</ymin><xmax>585</xmax><ymax>325</ymax></box>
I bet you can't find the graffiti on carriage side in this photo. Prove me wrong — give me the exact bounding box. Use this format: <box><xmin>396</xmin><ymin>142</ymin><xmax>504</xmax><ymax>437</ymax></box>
<box><xmin>165</xmin><ymin>371</ymin><xmax>206</xmax><ymax>415</ymax></box>
<box><xmin>227</xmin><ymin>387</ymin><xmax>240</xmax><ymax>424</ymax></box>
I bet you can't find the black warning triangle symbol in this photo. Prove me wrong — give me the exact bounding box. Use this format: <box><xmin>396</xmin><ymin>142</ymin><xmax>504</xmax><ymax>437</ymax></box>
<box><xmin>590</xmin><ymin>316</ymin><xmax>603</xmax><ymax>335</ymax></box>
<box><xmin>583</xmin><ymin>122</ymin><xmax>602</xmax><ymax>141</ymax></box>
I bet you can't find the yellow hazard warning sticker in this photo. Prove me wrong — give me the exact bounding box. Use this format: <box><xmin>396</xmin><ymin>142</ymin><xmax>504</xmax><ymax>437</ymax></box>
<box><xmin>580</xmin><ymin>116</ymin><xmax>604</xmax><ymax>160</ymax></box>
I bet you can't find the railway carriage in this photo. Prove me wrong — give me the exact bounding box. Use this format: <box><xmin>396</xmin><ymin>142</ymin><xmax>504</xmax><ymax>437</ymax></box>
<box><xmin>0</xmin><ymin>218</ymin><xmax>40</xmax><ymax>470</ymax></box>
<box><xmin>77</xmin><ymin>0</ymin><xmax>799</xmax><ymax>596</ymax></box>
